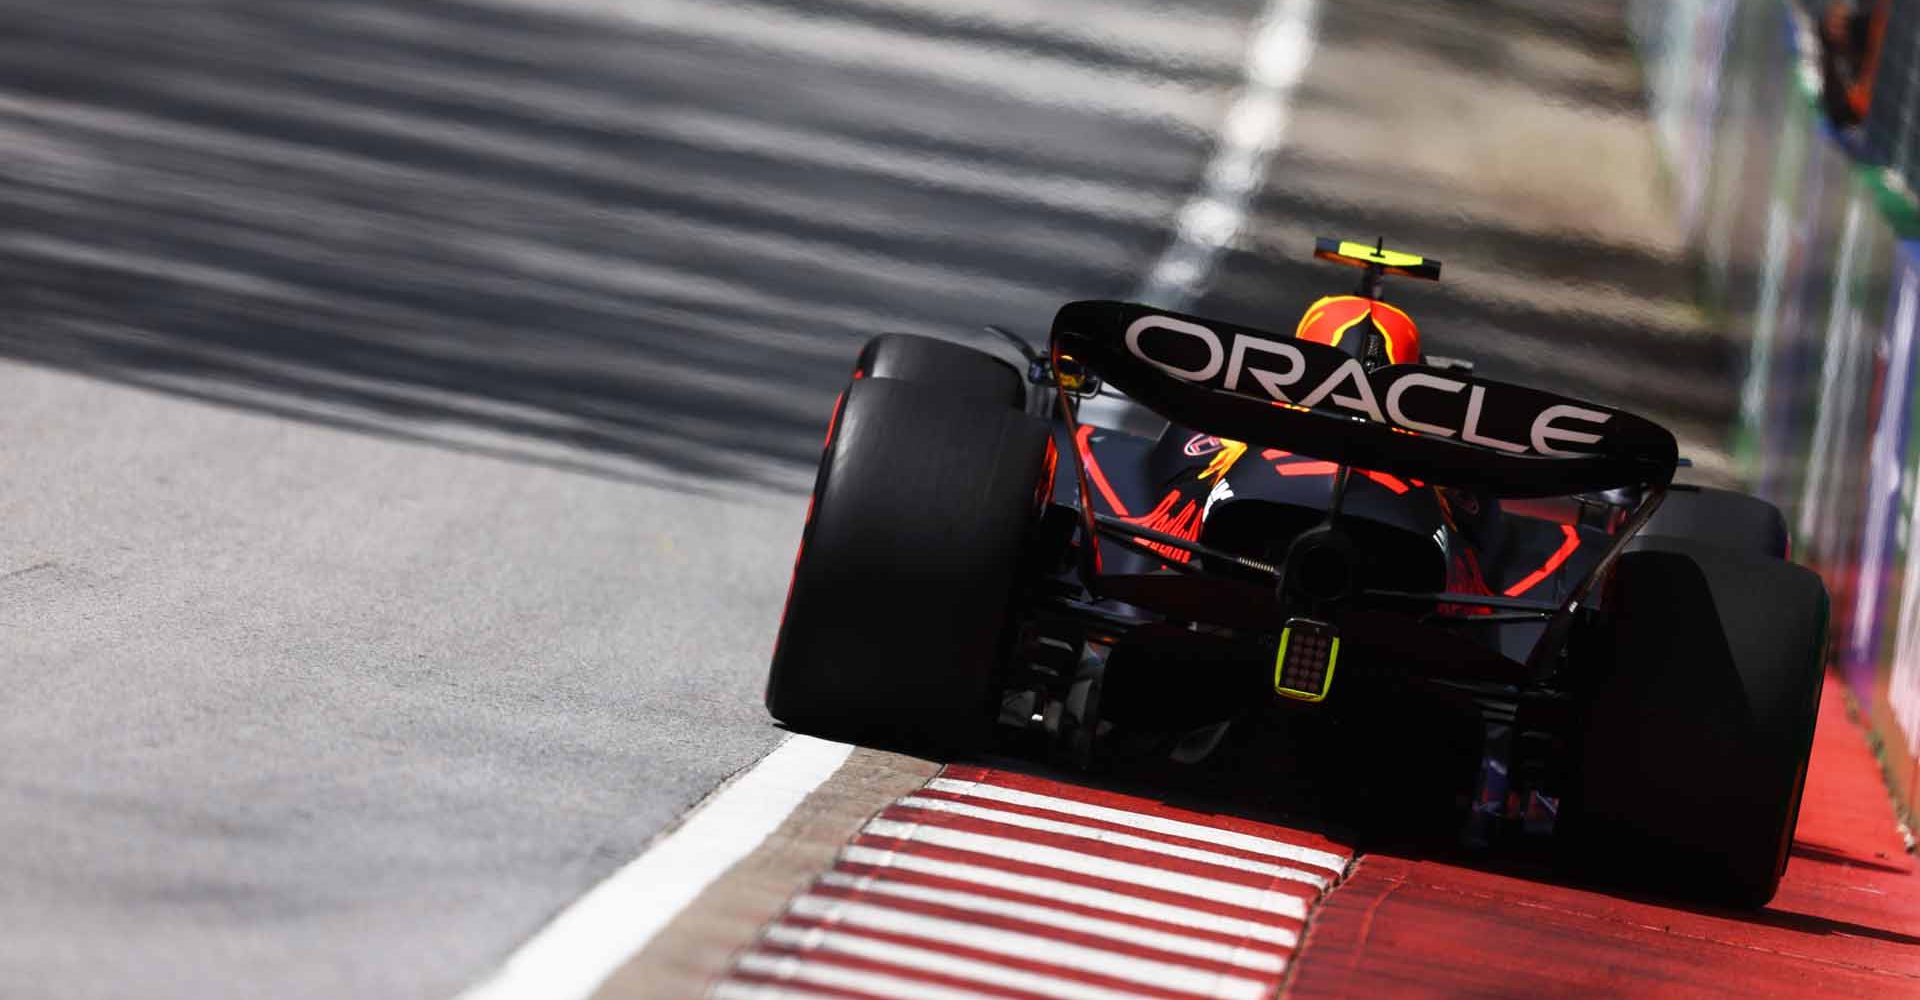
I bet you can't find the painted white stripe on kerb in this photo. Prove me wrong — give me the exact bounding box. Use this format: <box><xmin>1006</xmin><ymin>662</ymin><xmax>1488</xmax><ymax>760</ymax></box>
<box><xmin>1134</xmin><ymin>0</ymin><xmax>1321</xmax><ymax>309</ymax></box>
<box><xmin>784</xmin><ymin>894</ymin><xmax>1272</xmax><ymax>999</ymax></box>
<box><xmin>926</xmin><ymin>777</ymin><xmax>1348</xmax><ymax>872</ymax></box>
<box><xmin>862</xmin><ymin>817</ymin><xmax>1327</xmax><ymax>903</ymax></box>
<box><xmin>711</xmin><ymin>978</ymin><xmax>851</xmax><ymax>1000</ymax></box>
<box><xmin>760</xmin><ymin>923</ymin><xmax>1165</xmax><ymax>1000</ymax></box>
<box><xmin>894</xmin><ymin>795</ymin><xmax>1326</xmax><ymax>884</ymax></box>
<box><xmin>838</xmin><ymin>843</ymin><xmax>1308</xmax><ymax>931</ymax></box>
<box><xmin>814</xmin><ymin>870</ymin><xmax>1288</xmax><ymax>972</ymax></box>
<box><xmin>727</xmin><ymin>952</ymin><xmax>1008</xmax><ymax>1000</ymax></box>
<box><xmin>455</xmin><ymin>735</ymin><xmax>854</xmax><ymax>1000</ymax></box>
<box><xmin>903</xmin><ymin>791</ymin><xmax>1345</xmax><ymax>878</ymax></box>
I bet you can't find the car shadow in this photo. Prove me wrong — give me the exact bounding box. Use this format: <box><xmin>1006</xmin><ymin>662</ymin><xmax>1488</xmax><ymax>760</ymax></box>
<box><xmin>950</xmin><ymin>730</ymin><xmax>1920</xmax><ymax>954</ymax></box>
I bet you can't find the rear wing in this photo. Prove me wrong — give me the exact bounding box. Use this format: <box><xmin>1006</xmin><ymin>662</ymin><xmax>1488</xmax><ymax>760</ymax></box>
<box><xmin>1050</xmin><ymin>300</ymin><xmax>1676</xmax><ymax>498</ymax></box>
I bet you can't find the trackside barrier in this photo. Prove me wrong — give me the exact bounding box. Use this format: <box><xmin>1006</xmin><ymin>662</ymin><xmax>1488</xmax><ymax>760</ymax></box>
<box><xmin>1631</xmin><ymin>0</ymin><xmax>1920</xmax><ymax>829</ymax></box>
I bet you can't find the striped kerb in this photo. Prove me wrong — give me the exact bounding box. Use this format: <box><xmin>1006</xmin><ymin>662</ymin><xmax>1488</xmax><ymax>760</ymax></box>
<box><xmin>710</xmin><ymin>764</ymin><xmax>1353</xmax><ymax>1000</ymax></box>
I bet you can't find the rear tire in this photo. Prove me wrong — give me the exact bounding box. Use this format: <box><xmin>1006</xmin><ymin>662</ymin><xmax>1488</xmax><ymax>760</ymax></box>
<box><xmin>856</xmin><ymin>334</ymin><xmax>1028</xmax><ymax>409</ymax></box>
<box><xmin>766</xmin><ymin>376</ymin><xmax>1052</xmax><ymax>750</ymax></box>
<box><xmin>1639</xmin><ymin>486</ymin><xmax>1789</xmax><ymax>558</ymax></box>
<box><xmin>1561</xmin><ymin>537</ymin><xmax>1828</xmax><ymax>906</ymax></box>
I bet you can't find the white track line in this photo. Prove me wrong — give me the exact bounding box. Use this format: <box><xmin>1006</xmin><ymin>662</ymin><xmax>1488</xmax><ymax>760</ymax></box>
<box><xmin>838</xmin><ymin>843</ymin><xmax>1308</xmax><ymax>931</ymax></box>
<box><xmin>456</xmin><ymin>735</ymin><xmax>854</xmax><ymax>1000</ymax></box>
<box><xmin>861</xmin><ymin>817</ymin><xmax>1327</xmax><ymax>901</ymax></box>
<box><xmin>782</xmin><ymin>895</ymin><xmax>1272</xmax><ymax>999</ymax></box>
<box><xmin>813</xmin><ymin>870</ymin><xmax>1288</xmax><ymax>972</ymax></box>
<box><xmin>759</xmin><ymin>923</ymin><xmax>1167</xmax><ymax>1000</ymax></box>
<box><xmin>925</xmin><ymin>778</ymin><xmax>1347</xmax><ymax>872</ymax></box>
<box><xmin>1134</xmin><ymin>0</ymin><xmax>1321</xmax><ymax>309</ymax></box>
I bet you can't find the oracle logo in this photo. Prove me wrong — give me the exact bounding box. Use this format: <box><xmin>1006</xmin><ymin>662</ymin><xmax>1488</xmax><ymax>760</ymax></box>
<box><xmin>1123</xmin><ymin>315</ymin><xmax>1611</xmax><ymax>458</ymax></box>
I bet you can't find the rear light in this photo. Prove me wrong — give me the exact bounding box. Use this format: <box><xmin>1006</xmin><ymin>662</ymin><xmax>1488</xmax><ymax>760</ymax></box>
<box><xmin>1274</xmin><ymin>618</ymin><xmax>1340</xmax><ymax>702</ymax></box>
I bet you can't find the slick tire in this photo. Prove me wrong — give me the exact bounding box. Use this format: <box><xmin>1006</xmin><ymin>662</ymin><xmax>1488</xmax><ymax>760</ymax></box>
<box><xmin>856</xmin><ymin>333</ymin><xmax>1028</xmax><ymax>408</ymax></box>
<box><xmin>766</xmin><ymin>376</ymin><xmax>1053</xmax><ymax>751</ymax></box>
<box><xmin>1638</xmin><ymin>486</ymin><xmax>1789</xmax><ymax>558</ymax></box>
<box><xmin>1560</xmin><ymin>536</ymin><xmax>1828</xmax><ymax>906</ymax></box>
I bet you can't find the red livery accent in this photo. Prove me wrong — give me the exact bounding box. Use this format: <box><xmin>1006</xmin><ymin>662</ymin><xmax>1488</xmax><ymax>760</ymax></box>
<box><xmin>1441</xmin><ymin>545</ymin><xmax>1500</xmax><ymax>616</ymax></box>
<box><xmin>1260</xmin><ymin>449</ymin><xmax>1413</xmax><ymax>493</ymax></box>
<box><xmin>1361</xmin><ymin>470</ymin><xmax>1412</xmax><ymax>494</ymax></box>
<box><xmin>1502</xmin><ymin>523</ymin><xmax>1580</xmax><ymax>597</ymax></box>
<box><xmin>1074</xmin><ymin>423</ymin><xmax>1130</xmax><ymax>517</ymax></box>
<box><xmin>822</xmin><ymin>390</ymin><xmax>847</xmax><ymax>450</ymax></box>
<box><xmin>1122</xmin><ymin>491</ymin><xmax>1203</xmax><ymax>564</ymax></box>
<box><xmin>1035</xmin><ymin>435</ymin><xmax>1059</xmax><ymax>515</ymax></box>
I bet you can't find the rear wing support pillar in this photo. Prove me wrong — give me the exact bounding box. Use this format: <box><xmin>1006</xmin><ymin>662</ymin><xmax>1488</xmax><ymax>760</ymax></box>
<box><xmin>1523</xmin><ymin>485</ymin><xmax>1669</xmax><ymax>680</ymax></box>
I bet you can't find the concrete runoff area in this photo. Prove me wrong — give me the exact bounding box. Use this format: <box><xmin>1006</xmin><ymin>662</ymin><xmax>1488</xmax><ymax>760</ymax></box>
<box><xmin>0</xmin><ymin>0</ymin><xmax>1783</xmax><ymax>997</ymax></box>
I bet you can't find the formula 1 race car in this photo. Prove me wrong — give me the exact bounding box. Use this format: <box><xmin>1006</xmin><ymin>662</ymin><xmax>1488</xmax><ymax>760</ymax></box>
<box><xmin>765</xmin><ymin>239</ymin><xmax>1829</xmax><ymax>907</ymax></box>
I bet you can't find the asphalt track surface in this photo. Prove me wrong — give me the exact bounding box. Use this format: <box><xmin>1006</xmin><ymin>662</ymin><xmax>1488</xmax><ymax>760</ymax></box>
<box><xmin>0</xmin><ymin>2</ymin><xmax>1734</xmax><ymax>998</ymax></box>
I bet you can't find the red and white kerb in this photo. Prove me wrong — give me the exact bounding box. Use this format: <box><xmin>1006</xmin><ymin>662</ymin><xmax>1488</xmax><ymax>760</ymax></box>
<box><xmin>711</xmin><ymin>765</ymin><xmax>1352</xmax><ymax>1000</ymax></box>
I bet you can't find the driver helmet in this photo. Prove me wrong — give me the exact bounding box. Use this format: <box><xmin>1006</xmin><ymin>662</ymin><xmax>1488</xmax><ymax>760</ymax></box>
<box><xmin>1295</xmin><ymin>295</ymin><xmax>1421</xmax><ymax>364</ymax></box>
